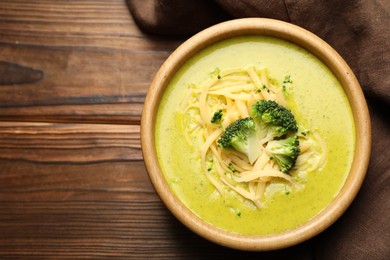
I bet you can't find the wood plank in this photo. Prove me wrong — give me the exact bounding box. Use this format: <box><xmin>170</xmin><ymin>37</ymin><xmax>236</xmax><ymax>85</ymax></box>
<box><xmin>0</xmin><ymin>122</ymin><xmax>145</xmax><ymax>201</ymax></box>
<box><xmin>0</xmin><ymin>0</ymin><xmax>183</xmax><ymax>124</ymax></box>
<box><xmin>0</xmin><ymin>121</ymin><xmax>204</xmax><ymax>257</ymax></box>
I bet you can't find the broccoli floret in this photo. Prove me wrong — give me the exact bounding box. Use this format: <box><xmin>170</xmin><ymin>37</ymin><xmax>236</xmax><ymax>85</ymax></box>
<box><xmin>251</xmin><ymin>100</ymin><xmax>298</xmax><ymax>142</ymax></box>
<box><xmin>210</xmin><ymin>109</ymin><xmax>223</xmax><ymax>125</ymax></box>
<box><xmin>217</xmin><ymin>117</ymin><xmax>262</xmax><ymax>164</ymax></box>
<box><xmin>265</xmin><ymin>136</ymin><xmax>300</xmax><ymax>173</ymax></box>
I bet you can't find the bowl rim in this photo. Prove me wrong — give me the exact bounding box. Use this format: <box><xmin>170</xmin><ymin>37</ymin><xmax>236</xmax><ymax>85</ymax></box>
<box><xmin>141</xmin><ymin>18</ymin><xmax>371</xmax><ymax>251</ymax></box>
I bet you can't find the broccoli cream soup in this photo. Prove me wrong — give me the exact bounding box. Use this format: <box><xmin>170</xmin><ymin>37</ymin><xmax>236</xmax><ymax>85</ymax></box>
<box><xmin>155</xmin><ymin>36</ymin><xmax>355</xmax><ymax>235</ymax></box>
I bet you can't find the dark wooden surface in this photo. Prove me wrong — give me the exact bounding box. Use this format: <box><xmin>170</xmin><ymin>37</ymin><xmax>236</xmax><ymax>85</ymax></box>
<box><xmin>0</xmin><ymin>1</ymin><xmax>315</xmax><ymax>258</ymax></box>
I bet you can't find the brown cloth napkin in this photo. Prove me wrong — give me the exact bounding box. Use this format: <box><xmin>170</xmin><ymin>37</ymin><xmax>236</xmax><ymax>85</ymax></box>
<box><xmin>128</xmin><ymin>0</ymin><xmax>390</xmax><ymax>258</ymax></box>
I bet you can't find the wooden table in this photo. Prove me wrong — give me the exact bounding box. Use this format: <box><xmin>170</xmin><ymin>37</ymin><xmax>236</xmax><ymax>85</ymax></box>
<box><xmin>0</xmin><ymin>1</ymin><xmax>314</xmax><ymax>258</ymax></box>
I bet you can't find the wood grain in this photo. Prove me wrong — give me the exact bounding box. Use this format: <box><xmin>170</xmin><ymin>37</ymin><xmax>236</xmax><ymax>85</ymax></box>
<box><xmin>0</xmin><ymin>0</ymin><xmax>182</xmax><ymax>124</ymax></box>
<box><xmin>0</xmin><ymin>122</ymin><xmax>198</xmax><ymax>258</ymax></box>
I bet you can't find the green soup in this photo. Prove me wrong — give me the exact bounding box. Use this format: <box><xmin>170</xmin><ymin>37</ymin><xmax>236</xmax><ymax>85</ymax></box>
<box><xmin>155</xmin><ymin>36</ymin><xmax>355</xmax><ymax>235</ymax></box>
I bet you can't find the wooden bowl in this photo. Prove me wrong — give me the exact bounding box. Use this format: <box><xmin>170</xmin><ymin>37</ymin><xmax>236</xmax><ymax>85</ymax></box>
<box><xmin>141</xmin><ymin>18</ymin><xmax>371</xmax><ymax>251</ymax></box>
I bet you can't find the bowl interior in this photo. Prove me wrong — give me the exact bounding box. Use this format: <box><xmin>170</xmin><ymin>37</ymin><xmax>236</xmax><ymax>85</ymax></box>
<box><xmin>141</xmin><ymin>18</ymin><xmax>371</xmax><ymax>251</ymax></box>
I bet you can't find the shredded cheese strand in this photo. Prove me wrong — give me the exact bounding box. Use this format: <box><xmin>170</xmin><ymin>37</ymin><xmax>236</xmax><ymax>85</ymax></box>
<box><xmin>181</xmin><ymin>67</ymin><xmax>325</xmax><ymax>208</ymax></box>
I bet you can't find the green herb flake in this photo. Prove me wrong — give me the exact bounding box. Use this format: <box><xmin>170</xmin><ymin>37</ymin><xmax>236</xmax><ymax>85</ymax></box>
<box><xmin>210</xmin><ymin>67</ymin><xmax>221</xmax><ymax>78</ymax></box>
<box><xmin>210</xmin><ymin>109</ymin><xmax>223</xmax><ymax>125</ymax></box>
<box><xmin>285</xmin><ymin>185</ymin><xmax>290</xmax><ymax>195</ymax></box>
<box><xmin>283</xmin><ymin>75</ymin><xmax>293</xmax><ymax>84</ymax></box>
<box><xmin>228</xmin><ymin>163</ymin><xmax>236</xmax><ymax>173</ymax></box>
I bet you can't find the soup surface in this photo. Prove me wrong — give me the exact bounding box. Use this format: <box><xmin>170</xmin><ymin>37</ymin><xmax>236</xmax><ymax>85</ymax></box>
<box><xmin>155</xmin><ymin>36</ymin><xmax>355</xmax><ymax>235</ymax></box>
